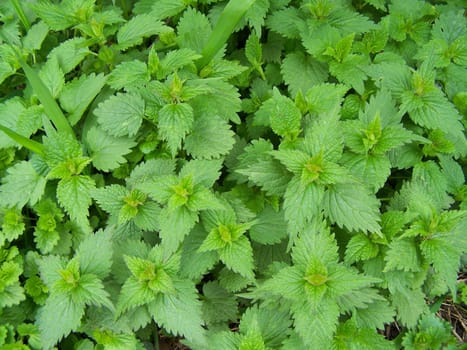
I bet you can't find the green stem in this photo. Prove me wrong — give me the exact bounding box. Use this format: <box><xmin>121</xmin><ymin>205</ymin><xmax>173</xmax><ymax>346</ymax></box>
<box><xmin>153</xmin><ymin>324</ymin><xmax>160</xmax><ymax>350</ymax></box>
<box><xmin>120</xmin><ymin>0</ymin><xmax>129</xmax><ymax>18</ymax></box>
<box><xmin>196</xmin><ymin>0</ymin><xmax>256</xmax><ymax>69</ymax></box>
<box><xmin>16</xmin><ymin>54</ymin><xmax>76</xmax><ymax>138</ymax></box>
<box><xmin>9</xmin><ymin>0</ymin><xmax>31</xmax><ymax>31</ymax></box>
<box><xmin>0</xmin><ymin>125</ymin><xmax>44</xmax><ymax>156</ymax></box>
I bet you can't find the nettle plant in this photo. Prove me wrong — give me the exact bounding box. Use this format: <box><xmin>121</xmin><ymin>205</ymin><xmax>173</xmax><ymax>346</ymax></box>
<box><xmin>0</xmin><ymin>0</ymin><xmax>465</xmax><ymax>349</ymax></box>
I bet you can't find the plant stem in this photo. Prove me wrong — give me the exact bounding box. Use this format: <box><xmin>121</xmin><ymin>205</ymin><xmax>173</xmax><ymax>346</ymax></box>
<box><xmin>154</xmin><ymin>324</ymin><xmax>160</xmax><ymax>350</ymax></box>
<box><xmin>196</xmin><ymin>0</ymin><xmax>256</xmax><ymax>69</ymax></box>
<box><xmin>120</xmin><ymin>0</ymin><xmax>129</xmax><ymax>18</ymax></box>
<box><xmin>0</xmin><ymin>125</ymin><xmax>44</xmax><ymax>156</ymax></box>
<box><xmin>9</xmin><ymin>0</ymin><xmax>31</xmax><ymax>31</ymax></box>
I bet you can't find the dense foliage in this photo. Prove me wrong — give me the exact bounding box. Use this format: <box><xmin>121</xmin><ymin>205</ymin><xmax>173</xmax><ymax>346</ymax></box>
<box><xmin>0</xmin><ymin>0</ymin><xmax>466</xmax><ymax>349</ymax></box>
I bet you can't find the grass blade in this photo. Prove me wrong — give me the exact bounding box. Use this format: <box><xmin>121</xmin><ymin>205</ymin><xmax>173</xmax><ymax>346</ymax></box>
<box><xmin>197</xmin><ymin>0</ymin><xmax>256</xmax><ymax>69</ymax></box>
<box><xmin>9</xmin><ymin>0</ymin><xmax>31</xmax><ymax>31</ymax></box>
<box><xmin>16</xmin><ymin>55</ymin><xmax>75</xmax><ymax>138</ymax></box>
<box><xmin>0</xmin><ymin>124</ymin><xmax>44</xmax><ymax>155</ymax></box>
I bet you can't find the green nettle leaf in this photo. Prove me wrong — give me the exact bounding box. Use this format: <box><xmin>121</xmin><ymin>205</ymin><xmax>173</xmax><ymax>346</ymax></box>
<box><xmin>157</xmin><ymin>102</ymin><xmax>194</xmax><ymax>155</ymax></box>
<box><xmin>116</xmin><ymin>246</ymin><xmax>206</xmax><ymax>345</ymax></box>
<box><xmin>37</xmin><ymin>250</ymin><xmax>114</xmax><ymax>348</ymax></box>
<box><xmin>257</xmin><ymin>88</ymin><xmax>302</xmax><ymax>139</ymax></box>
<box><xmin>384</xmin><ymin>239</ymin><xmax>421</xmax><ymax>273</ymax></box>
<box><xmin>37</xmin><ymin>293</ymin><xmax>85</xmax><ymax>348</ymax></box>
<box><xmin>94</xmin><ymin>93</ymin><xmax>145</xmax><ymax>137</ymax></box>
<box><xmin>30</xmin><ymin>0</ymin><xmax>95</xmax><ymax>31</ymax></box>
<box><xmin>47</xmin><ymin>37</ymin><xmax>91</xmax><ymax>74</ymax></box>
<box><xmin>158</xmin><ymin>205</ymin><xmax>199</xmax><ymax>253</ymax></box>
<box><xmin>1</xmin><ymin>207</ymin><xmax>25</xmax><ymax>244</ymax></box>
<box><xmin>0</xmin><ymin>161</ymin><xmax>47</xmax><ymax>208</ymax></box>
<box><xmin>245</xmin><ymin>33</ymin><xmax>265</xmax><ymax>79</ymax></box>
<box><xmin>117</xmin><ymin>14</ymin><xmax>172</xmax><ymax>50</ymax></box>
<box><xmin>106</xmin><ymin>60</ymin><xmax>149</xmax><ymax>91</ymax></box>
<box><xmin>199</xmin><ymin>219</ymin><xmax>255</xmax><ymax>279</ymax></box>
<box><xmin>261</xmin><ymin>225</ymin><xmax>381</xmax><ymax>346</ymax></box>
<box><xmin>85</xmin><ymin>126</ymin><xmax>136</xmax><ymax>172</ymax></box>
<box><xmin>59</xmin><ymin>73</ymin><xmax>107</xmax><ymax>126</ymax></box>
<box><xmin>202</xmin><ymin>281</ymin><xmax>238</xmax><ymax>325</ymax></box>
<box><xmin>42</xmin><ymin>131</ymin><xmax>82</xmax><ymax>168</ymax></box>
<box><xmin>184</xmin><ymin>114</ymin><xmax>235</xmax><ymax>159</ymax></box>
<box><xmin>57</xmin><ymin>175</ymin><xmax>96</xmax><ymax>230</ymax></box>
<box><xmin>1</xmin><ymin>0</ymin><xmax>466</xmax><ymax>348</ymax></box>
<box><xmin>0</xmin><ymin>258</ymin><xmax>25</xmax><ymax>308</ymax></box>
<box><xmin>341</xmin><ymin>152</ymin><xmax>391</xmax><ymax>191</ymax></box>
<box><xmin>176</xmin><ymin>7</ymin><xmax>211</xmax><ymax>53</ymax></box>
<box><xmin>281</xmin><ymin>52</ymin><xmax>328</xmax><ymax>96</ymax></box>
<box><xmin>323</xmin><ymin>184</ymin><xmax>381</xmax><ymax>234</ymax></box>
<box><xmin>39</xmin><ymin>56</ymin><xmax>65</xmax><ymax>99</ymax></box>
<box><xmin>345</xmin><ymin>233</ymin><xmax>380</xmax><ymax>264</ymax></box>
<box><xmin>402</xmin><ymin>314</ymin><xmax>457</xmax><ymax>350</ymax></box>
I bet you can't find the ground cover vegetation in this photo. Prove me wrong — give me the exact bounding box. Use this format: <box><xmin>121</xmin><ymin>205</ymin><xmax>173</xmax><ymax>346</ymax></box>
<box><xmin>0</xmin><ymin>0</ymin><xmax>466</xmax><ymax>348</ymax></box>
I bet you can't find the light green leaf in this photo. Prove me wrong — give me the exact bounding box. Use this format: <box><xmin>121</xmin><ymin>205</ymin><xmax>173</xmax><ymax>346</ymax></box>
<box><xmin>22</xmin><ymin>20</ymin><xmax>49</xmax><ymax>51</ymax></box>
<box><xmin>0</xmin><ymin>97</ymin><xmax>26</xmax><ymax>149</ymax></box>
<box><xmin>117</xmin><ymin>14</ymin><xmax>171</xmax><ymax>50</ymax></box>
<box><xmin>177</xmin><ymin>8</ymin><xmax>211</xmax><ymax>53</ymax></box>
<box><xmin>159</xmin><ymin>206</ymin><xmax>199</xmax><ymax>253</ymax></box>
<box><xmin>384</xmin><ymin>239</ymin><xmax>421</xmax><ymax>272</ymax></box>
<box><xmin>185</xmin><ymin>114</ymin><xmax>235</xmax><ymax>159</ymax></box>
<box><xmin>92</xmin><ymin>184</ymin><xmax>127</xmax><ymax>215</ymax></box>
<box><xmin>137</xmin><ymin>0</ymin><xmax>186</xmax><ymax>18</ymax></box>
<box><xmin>329</xmin><ymin>54</ymin><xmax>368</xmax><ymax>94</ymax></box>
<box><xmin>28</xmin><ymin>1</ymin><xmax>74</xmax><ymax>31</ymax></box>
<box><xmin>147</xmin><ymin>280</ymin><xmax>206</xmax><ymax>346</ymax></box>
<box><xmin>345</xmin><ymin>233</ymin><xmax>380</xmax><ymax>264</ymax></box>
<box><xmin>160</xmin><ymin>48</ymin><xmax>201</xmax><ymax>77</ymax></box>
<box><xmin>342</xmin><ymin>153</ymin><xmax>391</xmax><ymax>192</ymax></box>
<box><xmin>76</xmin><ymin>229</ymin><xmax>113</xmax><ymax>279</ymax></box>
<box><xmin>85</xmin><ymin>127</ymin><xmax>136</xmax><ymax>172</ymax></box>
<box><xmin>158</xmin><ymin>102</ymin><xmax>194</xmax><ymax>155</ymax></box>
<box><xmin>249</xmin><ymin>206</ymin><xmax>287</xmax><ymax>245</ymax></box>
<box><xmin>219</xmin><ymin>236</ymin><xmax>255</xmax><ymax>279</ymax></box>
<box><xmin>39</xmin><ymin>56</ymin><xmax>64</xmax><ymax>99</ymax></box>
<box><xmin>236</xmin><ymin>159</ymin><xmax>291</xmax><ymax>197</ymax></box>
<box><xmin>133</xmin><ymin>201</ymin><xmax>161</xmax><ymax>231</ymax></box>
<box><xmin>42</xmin><ymin>130</ymin><xmax>83</xmax><ymax>168</ymax></box>
<box><xmin>245</xmin><ymin>32</ymin><xmax>264</xmax><ymax>77</ymax></box>
<box><xmin>116</xmin><ymin>277</ymin><xmax>156</xmax><ymax>316</ymax></box>
<box><xmin>281</xmin><ymin>52</ymin><xmax>328</xmax><ymax>96</ymax></box>
<box><xmin>293</xmin><ymin>300</ymin><xmax>339</xmax><ymax>348</ymax></box>
<box><xmin>180</xmin><ymin>225</ymin><xmax>219</xmax><ymax>279</ymax></box>
<box><xmin>180</xmin><ymin>159</ymin><xmax>223</xmax><ymax>188</ymax></box>
<box><xmin>390</xmin><ymin>287</ymin><xmax>428</xmax><ymax>328</ymax></box>
<box><xmin>323</xmin><ymin>183</ymin><xmax>381</xmax><ymax>233</ymax></box>
<box><xmin>77</xmin><ymin>273</ymin><xmax>114</xmax><ymax>310</ymax></box>
<box><xmin>47</xmin><ymin>37</ymin><xmax>91</xmax><ymax>74</ymax></box>
<box><xmin>94</xmin><ymin>93</ymin><xmax>145</xmax><ymax>137</ymax></box>
<box><xmin>0</xmin><ymin>161</ymin><xmax>46</xmax><ymax>208</ymax></box>
<box><xmin>128</xmin><ymin>159</ymin><xmax>176</xmax><ymax>189</ymax></box>
<box><xmin>304</xmin><ymin>83</ymin><xmax>348</xmax><ymax>117</ymax></box>
<box><xmin>59</xmin><ymin>73</ymin><xmax>107</xmax><ymax>125</ymax></box>
<box><xmin>202</xmin><ymin>281</ymin><xmax>238</xmax><ymax>325</ymax></box>
<box><xmin>259</xmin><ymin>88</ymin><xmax>302</xmax><ymax>138</ymax></box>
<box><xmin>271</xmin><ymin>149</ymin><xmax>308</xmax><ymax>175</ymax></box>
<box><xmin>352</xmin><ymin>299</ymin><xmax>395</xmax><ymax>330</ymax></box>
<box><xmin>106</xmin><ymin>60</ymin><xmax>149</xmax><ymax>91</ymax></box>
<box><xmin>56</xmin><ymin>175</ymin><xmax>95</xmax><ymax>230</ymax></box>
<box><xmin>37</xmin><ymin>293</ymin><xmax>85</xmax><ymax>349</ymax></box>
<box><xmin>420</xmin><ymin>237</ymin><xmax>461</xmax><ymax>295</ymax></box>
<box><xmin>284</xmin><ymin>178</ymin><xmax>324</xmax><ymax>235</ymax></box>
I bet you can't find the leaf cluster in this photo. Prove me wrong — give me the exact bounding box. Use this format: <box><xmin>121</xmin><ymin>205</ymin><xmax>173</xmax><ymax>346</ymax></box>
<box><xmin>0</xmin><ymin>0</ymin><xmax>465</xmax><ymax>349</ymax></box>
